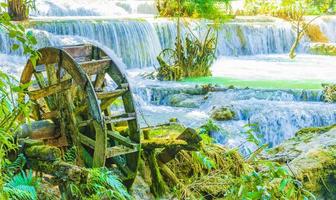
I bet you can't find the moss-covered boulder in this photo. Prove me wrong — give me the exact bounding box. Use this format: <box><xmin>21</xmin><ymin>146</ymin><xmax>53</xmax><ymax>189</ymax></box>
<box><xmin>310</xmin><ymin>43</ymin><xmax>336</xmax><ymax>56</ymax></box>
<box><xmin>267</xmin><ymin>125</ymin><xmax>336</xmax><ymax>198</ymax></box>
<box><xmin>167</xmin><ymin>93</ymin><xmax>205</xmax><ymax>108</ymax></box>
<box><xmin>210</xmin><ymin>107</ymin><xmax>235</xmax><ymax>121</ymax></box>
<box><xmin>322</xmin><ymin>83</ymin><xmax>336</xmax><ymax>103</ymax></box>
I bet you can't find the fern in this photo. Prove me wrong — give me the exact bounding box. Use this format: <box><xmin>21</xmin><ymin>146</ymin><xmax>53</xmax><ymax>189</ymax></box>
<box><xmin>65</xmin><ymin>168</ymin><xmax>133</xmax><ymax>199</ymax></box>
<box><xmin>5</xmin><ymin>154</ymin><xmax>26</xmax><ymax>174</ymax></box>
<box><xmin>64</xmin><ymin>146</ymin><xmax>77</xmax><ymax>163</ymax></box>
<box><xmin>192</xmin><ymin>151</ymin><xmax>217</xmax><ymax>170</ymax></box>
<box><xmin>3</xmin><ymin>170</ymin><xmax>40</xmax><ymax>200</ymax></box>
<box><xmin>87</xmin><ymin>168</ymin><xmax>133</xmax><ymax>200</ymax></box>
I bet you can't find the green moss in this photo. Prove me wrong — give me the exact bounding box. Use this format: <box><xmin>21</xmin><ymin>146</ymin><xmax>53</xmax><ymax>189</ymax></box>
<box><xmin>211</xmin><ymin>107</ymin><xmax>235</xmax><ymax>121</ymax></box>
<box><xmin>289</xmin><ymin>147</ymin><xmax>336</xmax><ymax>197</ymax></box>
<box><xmin>25</xmin><ymin>145</ymin><xmax>62</xmax><ymax>161</ymax></box>
<box><xmin>310</xmin><ymin>43</ymin><xmax>336</xmax><ymax>56</ymax></box>
<box><xmin>144</xmin><ymin>123</ymin><xmax>186</xmax><ymax>138</ymax></box>
<box><xmin>295</xmin><ymin>124</ymin><xmax>336</xmax><ymax>137</ymax></box>
<box><xmin>323</xmin><ymin>84</ymin><xmax>336</xmax><ymax>103</ymax></box>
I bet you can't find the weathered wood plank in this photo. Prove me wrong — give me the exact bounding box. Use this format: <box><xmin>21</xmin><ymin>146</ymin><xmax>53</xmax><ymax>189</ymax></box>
<box><xmin>105</xmin><ymin>146</ymin><xmax>138</xmax><ymax>158</ymax></box>
<box><xmin>157</xmin><ymin>128</ymin><xmax>202</xmax><ymax>164</ymax></box>
<box><xmin>63</xmin><ymin>44</ymin><xmax>93</xmax><ymax>59</ymax></box>
<box><xmin>105</xmin><ymin>116</ymin><xmax>136</xmax><ymax>124</ymax></box>
<box><xmin>79</xmin><ymin>59</ymin><xmax>111</xmax><ymax>75</ymax></box>
<box><xmin>94</xmin><ymin>71</ymin><xmax>106</xmax><ymax>90</ymax></box>
<box><xmin>141</xmin><ymin>138</ymin><xmax>189</xmax><ymax>150</ymax></box>
<box><xmin>92</xmin><ymin>121</ymin><xmax>107</xmax><ymax>167</ymax></box>
<box><xmin>16</xmin><ymin>120</ymin><xmax>58</xmax><ymax>140</ymax></box>
<box><xmin>96</xmin><ymin>89</ymin><xmax>127</xmax><ymax>99</ymax></box>
<box><xmin>33</xmin><ymin>72</ymin><xmax>56</xmax><ymax>111</ymax></box>
<box><xmin>29</xmin><ymin>80</ymin><xmax>72</xmax><ymax>100</ymax></box>
<box><xmin>79</xmin><ymin>133</ymin><xmax>95</xmax><ymax>149</ymax></box>
<box><xmin>107</xmin><ymin>131</ymin><xmax>136</xmax><ymax>148</ymax></box>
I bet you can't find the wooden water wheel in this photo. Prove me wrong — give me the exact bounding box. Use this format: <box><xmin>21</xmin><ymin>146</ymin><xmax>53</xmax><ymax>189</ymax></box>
<box><xmin>20</xmin><ymin>44</ymin><xmax>140</xmax><ymax>187</ymax></box>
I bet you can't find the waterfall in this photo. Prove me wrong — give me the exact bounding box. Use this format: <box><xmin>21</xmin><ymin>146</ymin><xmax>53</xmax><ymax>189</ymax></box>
<box><xmin>0</xmin><ymin>17</ymin><xmax>314</xmax><ymax>68</ymax></box>
<box><xmin>1</xmin><ymin>16</ymin><xmax>335</xmax><ymax>69</ymax></box>
<box><xmin>0</xmin><ymin>5</ymin><xmax>335</xmax><ymax>148</ymax></box>
<box><xmin>313</xmin><ymin>16</ymin><xmax>336</xmax><ymax>43</ymax></box>
<box><xmin>32</xmin><ymin>20</ymin><xmax>163</xmax><ymax>68</ymax></box>
<box><xmin>31</xmin><ymin>0</ymin><xmax>158</xmax><ymax>17</ymax></box>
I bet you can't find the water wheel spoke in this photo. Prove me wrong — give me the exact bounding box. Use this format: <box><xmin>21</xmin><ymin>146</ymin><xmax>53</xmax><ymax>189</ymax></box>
<box><xmin>79</xmin><ymin>59</ymin><xmax>111</xmax><ymax>76</ymax></box>
<box><xmin>94</xmin><ymin>71</ymin><xmax>106</xmax><ymax>90</ymax></box>
<box><xmin>34</xmin><ymin>72</ymin><xmax>47</xmax><ymax>88</ymax></box>
<box><xmin>107</xmin><ymin>131</ymin><xmax>137</xmax><ymax>148</ymax></box>
<box><xmin>78</xmin><ymin>133</ymin><xmax>95</xmax><ymax>149</ymax></box>
<box><xmin>96</xmin><ymin>89</ymin><xmax>127</xmax><ymax>99</ymax></box>
<box><xmin>105</xmin><ymin>116</ymin><xmax>136</xmax><ymax>124</ymax></box>
<box><xmin>29</xmin><ymin>80</ymin><xmax>73</xmax><ymax>100</ymax></box>
<box><xmin>105</xmin><ymin>146</ymin><xmax>138</xmax><ymax>158</ymax></box>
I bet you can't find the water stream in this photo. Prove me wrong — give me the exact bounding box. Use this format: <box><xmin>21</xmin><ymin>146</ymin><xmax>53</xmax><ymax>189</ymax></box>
<box><xmin>0</xmin><ymin>0</ymin><xmax>335</xmax><ymax>148</ymax></box>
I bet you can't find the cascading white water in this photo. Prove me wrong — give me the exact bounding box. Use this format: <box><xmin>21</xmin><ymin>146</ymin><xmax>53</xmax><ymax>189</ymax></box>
<box><xmin>132</xmin><ymin>83</ymin><xmax>336</xmax><ymax>147</ymax></box>
<box><xmin>313</xmin><ymin>16</ymin><xmax>336</xmax><ymax>43</ymax></box>
<box><xmin>0</xmin><ymin>17</ymin><xmax>315</xmax><ymax>68</ymax></box>
<box><xmin>31</xmin><ymin>0</ymin><xmax>158</xmax><ymax>17</ymax></box>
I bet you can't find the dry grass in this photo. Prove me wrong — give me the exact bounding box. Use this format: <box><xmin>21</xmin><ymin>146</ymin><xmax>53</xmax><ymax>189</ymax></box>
<box><xmin>305</xmin><ymin>24</ymin><xmax>329</xmax><ymax>43</ymax></box>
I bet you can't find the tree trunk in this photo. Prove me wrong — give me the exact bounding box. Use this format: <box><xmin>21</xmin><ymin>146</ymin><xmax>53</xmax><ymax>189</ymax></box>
<box><xmin>289</xmin><ymin>31</ymin><xmax>305</xmax><ymax>59</ymax></box>
<box><xmin>329</xmin><ymin>0</ymin><xmax>335</xmax><ymax>13</ymax></box>
<box><xmin>8</xmin><ymin>0</ymin><xmax>28</xmax><ymax>21</ymax></box>
<box><xmin>289</xmin><ymin>38</ymin><xmax>299</xmax><ymax>59</ymax></box>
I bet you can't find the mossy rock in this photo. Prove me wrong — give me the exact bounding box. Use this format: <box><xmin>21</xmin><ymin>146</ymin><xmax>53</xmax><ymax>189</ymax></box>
<box><xmin>167</xmin><ymin>93</ymin><xmax>205</xmax><ymax>108</ymax></box>
<box><xmin>267</xmin><ymin>126</ymin><xmax>336</xmax><ymax>199</ymax></box>
<box><xmin>310</xmin><ymin>43</ymin><xmax>336</xmax><ymax>56</ymax></box>
<box><xmin>211</xmin><ymin>107</ymin><xmax>235</xmax><ymax>121</ymax></box>
<box><xmin>322</xmin><ymin>83</ymin><xmax>336</xmax><ymax>103</ymax></box>
<box><xmin>295</xmin><ymin>124</ymin><xmax>336</xmax><ymax>137</ymax></box>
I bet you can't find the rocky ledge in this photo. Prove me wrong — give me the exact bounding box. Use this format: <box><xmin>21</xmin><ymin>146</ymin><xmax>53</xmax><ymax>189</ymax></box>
<box><xmin>267</xmin><ymin>124</ymin><xmax>336</xmax><ymax>199</ymax></box>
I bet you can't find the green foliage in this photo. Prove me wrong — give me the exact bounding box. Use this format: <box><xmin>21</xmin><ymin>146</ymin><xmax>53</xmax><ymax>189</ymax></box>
<box><xmin>2</xmin><ymin>170</ymin><xmax>40</xmax><ymax>200</ymax></box>
<box><xmin>63</xmin><ymin>146</ymin><xmax>77</xmax><ymax>164</ymax></box>
<box><xmin>157</xmin><ymin>26</ymin><xmax>217</xmax><ymax>81</ymax></box>
<box><xmin>5</xmin><ymin>154</ymin><xmax>27</xmax><ymax>175</ymax></box>
<box><xmin>241</xmin><ymin>0</ymin><xmax>335</xmax><ymax>16</ymax></box>
<box><xmin>0</xmin><ymin>70</ymin><xmax>31</xmax><ymax>189</ymax></box>
<box><xmin>242</xmin><ymin>123</ymin><xmax>262</xmax><ymax>147</ymax></box>
<box><xmin>67</xmin><ymin>168</ymin><xmax>133</xmax><ymax>200</ymax></box>
<box><xmin>225</xmin><ymin>161</ymin><xmax>315</xmax><ymax>199</ymax></box>
<box><xmin>0</xmin><ymin>1</ymin><xmax>38</xmax><ymax>195</ymax></box>
<box><xmin>322</xmin><ymin>83</ymin><xmax>336</xmax><ymax>103</ymax></box>
<box><xmin>200</xmin><ymin>119</ymin><xmax>220</xmax><ymax>134</ymax></box>
<box><xmin>157</xmin><ymin>0</ymin><xmax>233</xmax><ymax>19</ymax></box>
<box><xmin>192</xmin><ymin>151</ymin><xmax>217</xmax><ymax>170</ymax></box>
<box><xmin>0</xmin><ymin>2</ymin><xmax>39</xmax><ymax>64</ymax></box>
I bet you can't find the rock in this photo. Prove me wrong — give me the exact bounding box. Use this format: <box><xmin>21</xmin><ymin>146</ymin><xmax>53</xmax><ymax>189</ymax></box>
<box><xmin>267</xmin><ymin>125</ymin><xmax>336</xmax><ymax>198</ymax></box>
<box><xmin>169</xmin><ymin>118</ymin><xmax>178</xmax><ymax>123</ymax></box>
<box><xmin>140</xmin><ymin>71</ymin><xmax>158</xmax><ymax>80</ymax></box>
<box><xmin>166</xmin><ymin>93</ymin><xmax>205</xmax><ymax>108</ymax></box>
<box><xmin>228</xmin><ymin>85</ymin><xmax>235</xmax><ymax>89</ymax></box>
<box><xmin>210</xmin><ymin>107</ymin><xmax>235</xmax><ymax>121</ymax></box>
<box><xmin>309</xmin><ymin>43</ymin><xmax>336</xmax><ymax>56</ymax></box>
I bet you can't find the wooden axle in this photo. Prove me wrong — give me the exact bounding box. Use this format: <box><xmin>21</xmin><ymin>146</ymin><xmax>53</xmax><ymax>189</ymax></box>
<box><xmin>16</xmin><ymin>120</ymin><xmax>58</xmax><ymax>140</ymax></box>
